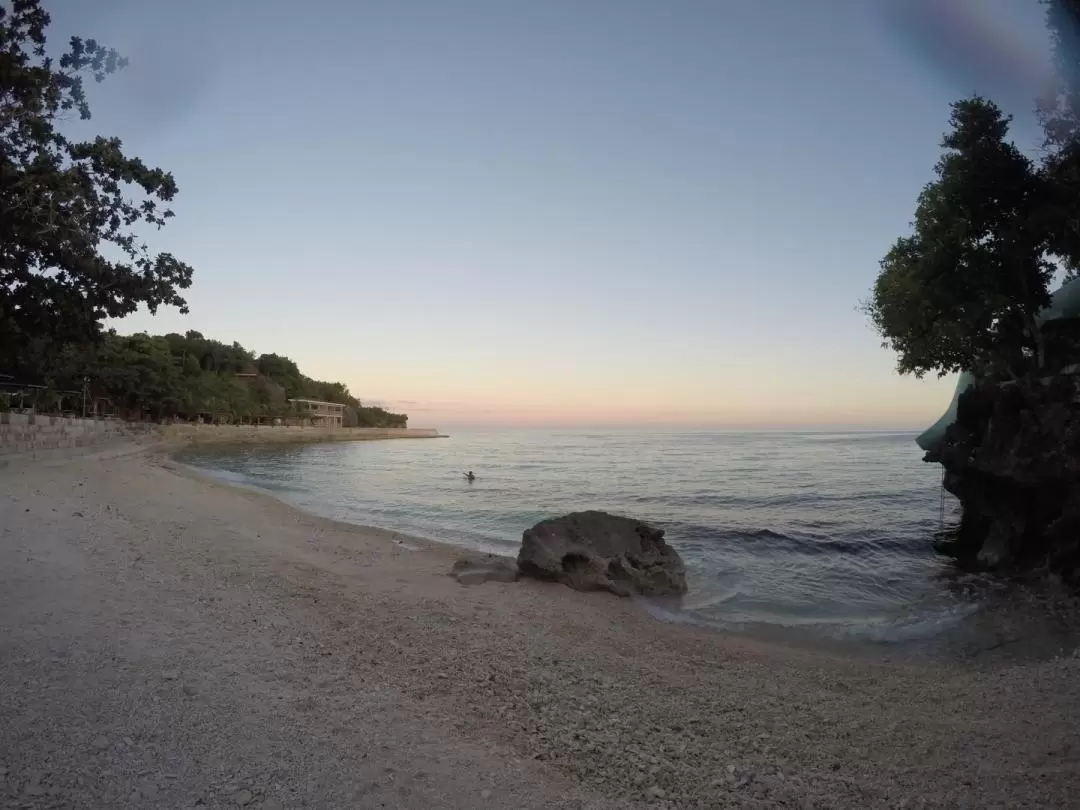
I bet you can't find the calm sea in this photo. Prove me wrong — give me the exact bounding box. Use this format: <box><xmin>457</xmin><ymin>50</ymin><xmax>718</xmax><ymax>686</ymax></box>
<box><xmin>180</xmin><ymin>429</ymin><xmax>1014</xmax><ymax>646</ymax></box>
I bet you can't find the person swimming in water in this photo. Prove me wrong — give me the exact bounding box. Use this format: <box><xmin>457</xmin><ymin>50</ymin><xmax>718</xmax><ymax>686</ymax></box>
<box><xmin>464</xmin><ymin>470</ymin><xmax>476</xmax><ymax>482</ymax></box>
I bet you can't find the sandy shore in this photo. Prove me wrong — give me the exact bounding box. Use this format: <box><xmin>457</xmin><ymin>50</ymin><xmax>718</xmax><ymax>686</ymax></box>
<box><xmin>1</xmin><ymin>447</ymin><xmax>1078</xmax><ymax>809</ymax></box>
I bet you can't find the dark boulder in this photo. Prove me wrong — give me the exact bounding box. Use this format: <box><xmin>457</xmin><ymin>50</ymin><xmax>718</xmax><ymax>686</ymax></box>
<box><xmin>516</xmin><ymin>510</ymin><xmax>687</xmax><ymax>597</ymax></box>
<box><xmin>929</xmin><ymin>374</ymin><xmax>1080</xmax><ymax>579</ymax></box>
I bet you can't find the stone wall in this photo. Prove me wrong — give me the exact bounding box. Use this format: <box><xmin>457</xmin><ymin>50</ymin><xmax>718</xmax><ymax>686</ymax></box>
<box><xmin>160</xmin><ymin>424</ymin><xmax>442</xmax><ymax>448</ymax></box>
<box><xmin>0</xmin><ymin>412</ymin><xmax>159</xmax><ymax>465</ymax></box>
<box><xmin>0</xmin><ymin>413</ymin><xmax>443</xmax><ymax>467</ymax></box>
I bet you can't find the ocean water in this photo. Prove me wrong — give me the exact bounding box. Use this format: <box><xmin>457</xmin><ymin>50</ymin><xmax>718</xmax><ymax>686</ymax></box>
<box><xmin>179</xmin><ymin>429</ymin><xmax>1011</xmax><ymax>646</ymax></box>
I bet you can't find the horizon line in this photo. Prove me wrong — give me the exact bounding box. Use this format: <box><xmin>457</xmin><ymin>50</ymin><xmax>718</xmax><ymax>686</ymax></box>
<box><xmin>419</xmin><ymin>423</ymin><xmax>926</xmax><ymax>432</ymax></box>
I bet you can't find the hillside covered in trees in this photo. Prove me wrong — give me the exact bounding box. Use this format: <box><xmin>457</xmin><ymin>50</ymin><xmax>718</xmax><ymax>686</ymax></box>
<box><xmin>20</xmin><ymin>330</ymin><xmax>408</xmax><ymax>428</ymax></box>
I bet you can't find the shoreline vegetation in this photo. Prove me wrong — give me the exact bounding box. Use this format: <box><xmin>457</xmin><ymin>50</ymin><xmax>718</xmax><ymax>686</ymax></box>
<box><xmin>3</xmin><ymin>330</ymin><xmax>411</xmax><ymax>430</ymax></box>
<box><xmin>1</xmin><ymin>443</ymin><xmax>1078</xmax><ymax>807</ymax></box>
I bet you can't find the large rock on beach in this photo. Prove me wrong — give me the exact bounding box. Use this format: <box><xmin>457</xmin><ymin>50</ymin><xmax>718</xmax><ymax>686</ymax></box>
<box><xmin>516</xmin><ymin>510</ymin><xmax>687</xmax><ymax>597</ymax></box>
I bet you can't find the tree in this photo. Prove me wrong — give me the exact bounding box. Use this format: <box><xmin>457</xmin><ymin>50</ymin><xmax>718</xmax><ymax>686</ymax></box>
<box><xmin>256</xmin><ymin>353</ymin><xmax>304</xmax><ymax>397</ymax></box>
<box><xmin>866</xmin><ymin>98</ymin><xmax>1054</xmax><ymax>379</ymax></box>
<box><xmin>0</xmin><ymin>0</ymin><xmax>194</xmax><ymax>374</ymax></box>
<box><xmin>71</xmin><ymin>332</ymin><xmax>181</xmax><ymax>419</ymax></box>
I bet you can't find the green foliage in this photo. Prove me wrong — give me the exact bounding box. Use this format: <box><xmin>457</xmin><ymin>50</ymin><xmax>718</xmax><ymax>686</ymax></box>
<box><xmin>46</xmin><ymin>331</ymin><xmax>408</xmax><ymax>426</ymax></box>
<box><xmin>866</xmin><ymin>98</ymin><xmax>1055</xmax><ymax>379</ymax></box>
<box><xmin>255</xmin><ymin>354</ymin><xmax>302</xmax><ymax>397</ymax></box>
<box><xmin>0</xmin><ymin>0</ymin><xmax>194</xmax><ymax>374</ymax></box>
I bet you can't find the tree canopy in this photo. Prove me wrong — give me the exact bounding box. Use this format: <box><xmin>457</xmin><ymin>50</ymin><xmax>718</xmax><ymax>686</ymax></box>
<box><xmin>35</xmin><ymin>330</ymin><xmax>409</xmax><ymax>427</ymax></box>
<box><xmin>0</xmin><ymin>0</ymin><xmax>193</xmax><ymax>374</ymax></box>
<box><xmin>867</xmin><ymin>1</ymin><xmax>1080</xmax><ymax>380</ymax></box>
<box><xmin>866</xmin><ymin>99</ymin><xmax>1054</xmax><ymax>378</ymax></box>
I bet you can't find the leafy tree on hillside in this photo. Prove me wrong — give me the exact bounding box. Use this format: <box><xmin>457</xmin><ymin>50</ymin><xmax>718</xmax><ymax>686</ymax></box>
<box><xmin>255</xmin><ymin>353</ymin><xmax>300</xmax><ymax>381</ymax></box>
<box><xmin>0</xmin><ymin>0</ymin><xmax>194</xmax><ymax>374</ymax></box>
<box><xmin>256</xmin><ymin>353</ymin><xmax>304</xmax><ymax>398</ymax></box>
<box><xmin>84</xmin><ymin>333</ymin><xmax>181</xmax><ymax>418</ymax></box>
<box><xmin>42</xmin><ymin>329</ymin><xmax>409</xmax><ymax>425</ymax></box>
<box><xmin>865</xmin><ymin>98</ymin><xmax>1055</xmax><ymax>379</ymax></box>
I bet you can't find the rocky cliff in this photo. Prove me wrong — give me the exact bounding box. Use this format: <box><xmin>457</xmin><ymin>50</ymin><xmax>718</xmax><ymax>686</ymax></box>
<box><xmin>927</xmin><ymin>373</ymin><xmax>1080</xmax><ymax>581</ymax></box>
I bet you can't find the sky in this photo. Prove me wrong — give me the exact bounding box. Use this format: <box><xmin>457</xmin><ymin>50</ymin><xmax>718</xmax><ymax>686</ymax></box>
<box><xmin>45</xmin><ymin>0</ymin><xmax>1056</xmax><ymax>428</ymax></box>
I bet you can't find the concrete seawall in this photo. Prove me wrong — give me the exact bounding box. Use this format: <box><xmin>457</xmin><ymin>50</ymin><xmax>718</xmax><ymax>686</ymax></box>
<box><xmin>0</xmin><ymin>413</ymin><xmax>159</xmax><ymax>466</ymax></box>
<box><xmin>162</xmin><ymin>424</ymin><xmax>443</xmax><ymax>448</ymax></box>
<box><xmin>0</xmin><ymin>412</ymin><xmax>443</xmax><ymax>466</ymax></box>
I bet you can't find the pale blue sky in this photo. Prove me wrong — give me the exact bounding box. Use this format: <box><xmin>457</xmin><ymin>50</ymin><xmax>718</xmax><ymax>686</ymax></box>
<box><xmin>48</xmin><ymin>0</ymin><xmax>1053</xmax><ymax>426</ymax></box>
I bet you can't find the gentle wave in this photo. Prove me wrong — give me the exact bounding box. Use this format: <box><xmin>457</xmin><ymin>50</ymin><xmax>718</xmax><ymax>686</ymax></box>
<box><xmin>672</xmin><ymin>524</ymin><xmax>930</xmax><ymax>557</ymax></box>
<box><xmin>179</xmin><ymin>429</ymin><xmax>980</xmax><ymax>643</ymax></box>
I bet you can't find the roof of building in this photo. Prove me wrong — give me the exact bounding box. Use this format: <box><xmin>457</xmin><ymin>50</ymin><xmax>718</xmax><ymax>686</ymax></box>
<box><xmin>286</xmin><ymin>398</ymin><xmax>346</xmax><ymax>407</ymax></box>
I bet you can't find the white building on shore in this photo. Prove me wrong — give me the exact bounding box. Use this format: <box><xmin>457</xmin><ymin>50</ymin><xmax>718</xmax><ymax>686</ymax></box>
<box><xmin>287</xmin><ymin>398</ymin><xmax>345</xmax><ymax>428</ymax></box>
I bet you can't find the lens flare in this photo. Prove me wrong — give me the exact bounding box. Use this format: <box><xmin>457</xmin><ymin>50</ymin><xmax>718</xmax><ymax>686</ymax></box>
<box><xmin>876</xmin><ymin>0</ymin><xmax>1053</xmax><ymax>106</ymax></box>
